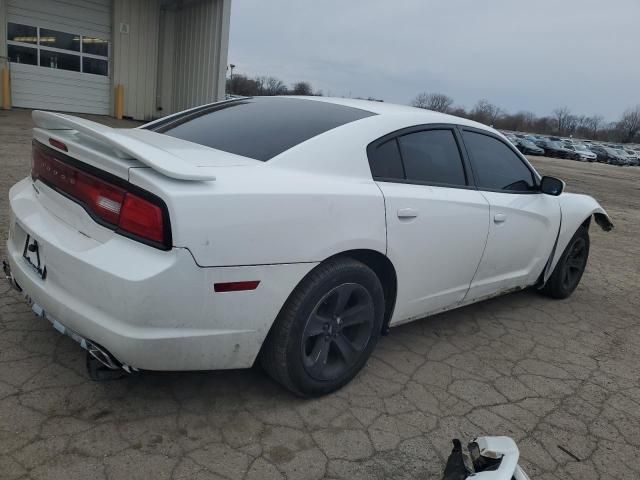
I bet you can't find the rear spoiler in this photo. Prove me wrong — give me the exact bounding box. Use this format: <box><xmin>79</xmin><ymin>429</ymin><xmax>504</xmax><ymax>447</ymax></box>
<box><xmin>32</xmin><ymin>111</ymin><xmax>216</xmax><ymax>181</ymax></box>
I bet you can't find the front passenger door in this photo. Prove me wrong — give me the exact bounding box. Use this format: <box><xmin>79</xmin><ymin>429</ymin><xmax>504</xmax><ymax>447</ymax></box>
<box><xmin>461</xmin><ymin>129</ymin><xmax>561</xmax><ymax>302</ymax></box>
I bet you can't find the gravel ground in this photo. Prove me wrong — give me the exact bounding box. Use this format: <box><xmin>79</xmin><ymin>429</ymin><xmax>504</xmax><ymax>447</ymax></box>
<box><xmin>1</xmin><ymin>108</ymin><xmax>639</xmax><ymax>480</ymax></box>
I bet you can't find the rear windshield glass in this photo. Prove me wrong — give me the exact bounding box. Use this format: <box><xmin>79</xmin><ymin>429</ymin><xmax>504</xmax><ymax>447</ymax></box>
<box><xmin>148</xmin><ymin>97</ymin><xmax>375</xmax><ymax>161</ymax></box>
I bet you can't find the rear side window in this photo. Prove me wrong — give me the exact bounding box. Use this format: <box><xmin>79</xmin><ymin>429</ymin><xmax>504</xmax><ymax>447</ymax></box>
<box><xmin>149</xmin><ymin>97</ymin><xmax>375</xmax><ymax>161</ymax></box>
<box><xmin>369</xmin><ymin>139</ymin><xmax>404</xmax><ymax>179</ymax></box>
<box><xmin>397</xmin><ymin>130</ymin><xmax>467</xmax><ymax>186</ymax></box>
<box><xmin>462</xmin><ymin>131</ymin><xmax>535</xmax><ymax>192</ymax></box>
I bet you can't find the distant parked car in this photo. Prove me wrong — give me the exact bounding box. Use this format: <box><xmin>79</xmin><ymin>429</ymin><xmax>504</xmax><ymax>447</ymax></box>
<box><xmin>566</xmin><ymin>145</ymin><xmax>597</xmax><ymax>162</ymax></box>
<box><xmin>589</xmin><ymin>145</ymin><xmax>612</xmax><ymax>163</ymax></box>
<box><xmin>603</xmin><ymin>147</ymin><xmax>629</xmax><ymax>165</ymax></box>
<box><xmin>622</xmin><ymin>149</ymin><xmax>639</xmax><ymax>166</ymax></box>
<box><xmin>515</xmin><ymin>139</ymin><xmax>545</xmax><ymax>156</ymax></box>
<box><xmin>533</xmin><ymin>138</ymin><xmax>549</xmax><ymax>149</ymax></box>
<box><xmin>505</xmin><ymin>134</ymin><xmax>520</xmax><ymax>145</ymax></box>
<box><xmin>541</xmin><ymin>140</ymin><xmax>572</xmax><ymax>159</ymax></box>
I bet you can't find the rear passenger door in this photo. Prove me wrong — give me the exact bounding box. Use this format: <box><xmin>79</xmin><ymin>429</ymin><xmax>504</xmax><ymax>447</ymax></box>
<box><xmin>460</xmin><ymin>129</ymin><xmax>561</xmax><ymax>301</ymax></box>
<box><xmin>368</xmin><ymin>126</ymin><xmax>490</xmax><ymax>324</ymax></box>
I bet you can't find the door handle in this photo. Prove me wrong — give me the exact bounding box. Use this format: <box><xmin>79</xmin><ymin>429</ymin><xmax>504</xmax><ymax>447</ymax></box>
<box><xmin>494</xmin><ymin>213</ymin><xmax>507</xmax><ymax>224</ymax></box>
<box><xmin>397</xmin><ymin>208</ymin><xmax>419</xmax><ymax>219</ymax></box>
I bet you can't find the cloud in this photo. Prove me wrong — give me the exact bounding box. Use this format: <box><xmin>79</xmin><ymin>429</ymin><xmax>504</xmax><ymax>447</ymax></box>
<box><xmin>229</xmin><ymin>0</ymin><xmax>640</xmax><ymax>120</ymax></box>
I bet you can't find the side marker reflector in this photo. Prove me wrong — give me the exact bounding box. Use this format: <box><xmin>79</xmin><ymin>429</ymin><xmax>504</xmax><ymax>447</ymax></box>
<box><xmin>214</xmin><ymin>281</ymin><xmax>260</xmax><ymax>293</ymax></box>
<box><xmin>49</xmin><ymin>138</ymin><xmax>68</xmax><ymax>151</ymax></box>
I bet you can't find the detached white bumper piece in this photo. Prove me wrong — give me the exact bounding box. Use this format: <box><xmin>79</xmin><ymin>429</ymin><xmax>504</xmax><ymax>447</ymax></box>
<box><xmin>442</xmin><ymin>436</ymin><xmax>530</xmax><ymax>480</ymax></box>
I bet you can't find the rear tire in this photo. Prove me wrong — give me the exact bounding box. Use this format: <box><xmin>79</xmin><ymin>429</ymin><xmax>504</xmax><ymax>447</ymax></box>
<box><xmin>261</xmin><ymin>258</ymin><xmax>384</xmax><ymax>397</ymax></box>
<box><xmin>541</xmin><ymin>225</ymin><xmax>590</xmax><ymax>299</ymax></box>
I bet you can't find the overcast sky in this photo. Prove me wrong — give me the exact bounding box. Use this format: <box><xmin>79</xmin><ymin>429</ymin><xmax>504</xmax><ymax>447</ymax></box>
<box><xmin>228</xmin><ymin>0</ymin><xmax>639</xmax><ymax>121</ymax></box>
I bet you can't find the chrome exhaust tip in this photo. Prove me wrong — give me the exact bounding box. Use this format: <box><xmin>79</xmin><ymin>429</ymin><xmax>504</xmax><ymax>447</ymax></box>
<box><xmin>86</xmin><ymin>341</ymin><xmax>121</xmax><ymax>370</ymax></box>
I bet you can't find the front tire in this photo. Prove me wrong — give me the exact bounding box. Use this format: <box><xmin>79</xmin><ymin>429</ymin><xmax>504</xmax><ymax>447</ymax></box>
<box><xmin>261</xmin><ymin>258</ymin><xmax>385</xmax><ymax>396</ymax></box>
<box><xmin>541</xmin><ymin>225</ymin><xmax>590</xmax><ymax>299</ymax></box>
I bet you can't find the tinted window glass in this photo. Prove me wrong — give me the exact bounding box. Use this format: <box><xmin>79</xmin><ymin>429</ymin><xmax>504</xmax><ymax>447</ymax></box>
<box><xmin>463</xmin><ymin>131</ymin><xmax>535</xmax><ymax>192</ymax></box>
<box><xmin>39</xmin><ymin>28</ymin><xmax>80</xmax><ymax>51</ymax></box>
<box><xmin>8</xmin><ymin>23</ymin><xmax>37</xmax><ymax>44</ymax></box>
<box><xmin>152</xmin><ymin>97</ymin><xmax>375</xmax><ymax>161</ymax></box>
<box><xmin>369</xmin><ymin>139</ymin><xmax>404</xmax><ymax>179</ymax></box>
<box><xmin>397</xmin><ymin>130</ymin><xmax>466</xmax><ymax>186</ymax></box>
<box><xmin>40</xmin><ymin>50</ymin><xmax>80</xmax><ymax>72</ymax></box>
<box><xmin>8</xmin><ymin>45</ymin><xmax>37</xmax><ymax>65</ymax></box>
<box><xmin>82</xmin><ymin>36</ymin><xmax>108</xmax><ymax>56</ymax></box>
<box><xmin>83</xmin><ymin>57</ymin><xmax>108</xmax><ymax>76</ymax></box>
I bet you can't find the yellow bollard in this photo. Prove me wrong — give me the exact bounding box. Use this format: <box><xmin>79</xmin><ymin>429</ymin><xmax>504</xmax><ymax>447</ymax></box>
<box><xmin>1</xmin><ymin>65</ymin><xmax>10</xmax><ymax>110</ymax></box>
<box><xmin>114</xmin><ymin>84</ymin><xmax>124</xmax><ymax>119</ymax></box>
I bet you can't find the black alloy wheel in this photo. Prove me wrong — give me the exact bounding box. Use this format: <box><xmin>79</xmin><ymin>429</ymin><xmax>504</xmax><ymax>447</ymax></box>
<box><xmin>541</xmin><ymin>225</ymin><xmax>590</xmax><ymax>299</ymax></box>
<box><xmin>260</xmin><ymin>258</ymin><xmax>384</xmax><ymax>396</ymax></box>
<box><xmin>301</xmin><ymin>283</ymin><xmax>375</xmax><ymax>381</ymax></box>
<box><xmin>560</xmin><ymin>237</ymin><xmax>588</xmax><ymax>291</ymax></box>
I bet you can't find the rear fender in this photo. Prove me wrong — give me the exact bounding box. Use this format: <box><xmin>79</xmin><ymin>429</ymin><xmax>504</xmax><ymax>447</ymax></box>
<box><xmin>543</xmin><ymin>193</ymin><xmax>612</xmax><ymax>283</ymax></box>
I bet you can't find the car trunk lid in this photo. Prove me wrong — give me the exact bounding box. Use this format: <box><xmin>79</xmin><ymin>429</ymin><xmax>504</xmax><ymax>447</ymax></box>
<box><xmin>29</xmin><ymin>111</ymin><xmax>260</xmax><ymax>249</ymax></box>
<box><xmin>32</xmin><ymin>111</ymin><xmax>257</xmax><ymax>182</ymax></box>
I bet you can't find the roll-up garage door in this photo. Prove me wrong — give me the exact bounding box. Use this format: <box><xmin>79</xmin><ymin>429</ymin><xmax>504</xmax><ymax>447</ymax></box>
<box><xmin>6</xmin><ymin>0</ymin><xmax>111</xmax><ymax>115</ymax></box>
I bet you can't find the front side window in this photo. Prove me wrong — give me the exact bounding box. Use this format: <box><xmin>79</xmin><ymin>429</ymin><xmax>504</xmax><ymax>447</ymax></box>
<box><xmin>397</xmin><ymin>130</ymin><xmax>467</xmax><ymax>186</ymax></box>
<box><xmin>463</xmin><ymin>131</ymin><xmax>535</xmax><ymax>192</ymax></box>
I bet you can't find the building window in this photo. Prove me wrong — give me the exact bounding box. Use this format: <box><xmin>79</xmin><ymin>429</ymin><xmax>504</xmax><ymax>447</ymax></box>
<box><xmin>39</xmin><ymin>28</ymin><xmax>80</xmax><ymax>51</ymax></box>
<box><xmin>40</xmin><ymin>50</ymin><xmax>81</xmax><ymax>72</ymax></box>
<box><xmin>82</xmin><ymin>37</ymin><xmax>109</xmax><ymax>57</ymax></box>
<box><xmin>82</xmin><ymin>57</ymin><xmax>108</xmax><ymax>76</ymax></box>
<box><xmin>8</xmin><ymin>23</ymin><xmax>37</xmax><ymax>44</ymax></box>
<box><xmin>8</xmin><ymin>45</ymin><xmax>38</xmax><ymax>65</ymax></box>
<box><xmin>7</xmin><ymin>22</ymin><xmax>109</xmax><ymax>76</ymax></box>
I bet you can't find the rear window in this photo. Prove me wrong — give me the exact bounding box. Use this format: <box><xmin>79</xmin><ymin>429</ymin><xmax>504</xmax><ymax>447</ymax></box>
<box><xmin>148</xmin><ymin>97</ymin><xmax>375</xmax><ymax>161</ymax></box>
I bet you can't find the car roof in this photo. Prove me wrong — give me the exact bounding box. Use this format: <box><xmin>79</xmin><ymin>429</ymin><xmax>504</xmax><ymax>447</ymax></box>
<box><xmin>281</xmin><ymin>96</ymin><xmax>494</xmax><ymax>132</ymax></box>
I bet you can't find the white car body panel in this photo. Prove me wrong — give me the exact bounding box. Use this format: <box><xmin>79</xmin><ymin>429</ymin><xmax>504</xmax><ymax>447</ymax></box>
<box><xmin>378</xmin><ymin>182</ymin><xmax>490</xmax><ymax>324</ymax></box>
<box><xmin>469</xmin><ymin>436</ymin><xmax>530</xmax><ymax>480</ymax></box>
<box><xmin>5</xmin><ymin>97</ymin><xmax>612</xmax><ymax>373</ymax></box>
<box><xmin>466</xmin><ymin>191</ymin><xmax>561</xmax><ymax>300</ymax></box>
<box><xmin>129</xmin><ymin>166</ymin><xmax>387</xmax><ymax>267</ymax></box>
<box><xmin>8</xmin><ymin>179</ymin><xmax>315</xmax><ymax>370</ymax></box>
<box><xmin>545</xmin><ymin>193</ymin><xmax>612</xmax><ymax>280</ymax></box>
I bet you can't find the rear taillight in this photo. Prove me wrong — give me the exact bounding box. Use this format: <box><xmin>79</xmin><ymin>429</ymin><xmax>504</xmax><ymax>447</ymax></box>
<box><xmin>32</xmin><ymin>141</ymin><xmax>171</xmax><ymax>249</ymax></box>
<box><xmin>119</xmin><ymin>193</ymin><xmax>165</xmax><ymax>244</ymax></box>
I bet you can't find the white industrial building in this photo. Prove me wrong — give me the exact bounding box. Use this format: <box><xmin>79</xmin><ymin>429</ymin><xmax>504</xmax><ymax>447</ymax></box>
<box><xmin>0</xmin><ymin>0</ymin><xmax>231</xmax><ymax>120</ymax></box>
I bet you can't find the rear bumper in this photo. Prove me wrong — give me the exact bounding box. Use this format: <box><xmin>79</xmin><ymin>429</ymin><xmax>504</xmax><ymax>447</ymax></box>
<box><xmin>7</xmin><ymin>177</ymin><xmax>316</xmax><ymax>371</ymax></box>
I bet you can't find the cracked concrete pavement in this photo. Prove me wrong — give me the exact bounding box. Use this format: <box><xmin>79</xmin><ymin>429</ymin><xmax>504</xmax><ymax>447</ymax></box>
<box><xmin>1</xmin><ymin>109</ymin><xmax>640</xmax><ymax>479</ymax></box>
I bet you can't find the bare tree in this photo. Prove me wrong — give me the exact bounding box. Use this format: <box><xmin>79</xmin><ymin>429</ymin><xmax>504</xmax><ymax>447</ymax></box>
<box><xmin>618</xmin><ymin>105</ymin><xmax>640</xmax><ymax>143</ymax></box>
<box><xmin>553</xmin><ymin>107</ymin><xmax>573</xmax><ymax>134</ymax></box>
<box><xmin>226</xmin><ymin>74</ymin><xmax>260</xmax><ymax>96</ymax></box>
<box><xmin>290</xmin><ymin>81</ymin><xmax>313</xmax><ymax>96</ymax></box>
<box><xmin>412</xmin><ymin>92</ymin><xmax>454</xmax><ymax>113</ymax></box>
<box><xmin>448</xmin><ymin>106</ymin><xmax>468</xmax><ymax>118</ymax></box>
<box><xmin>254</xmin><ymin>76</ymin><xmax>288</xmax><ymax>96</ymax></box>
<box><xmin>587</xmin><ymin>115</ymin><xmax>605</xmax><ymax>138</ymax></box>
<box><xmin>565</xmin><ymin>114</ymin><xmax>579</xmax><ymax>136</ymax></box>
<box><xmin>471</xmin><ymin>99</ymin><xmax>503</xmax><ymax>126</ymax></box>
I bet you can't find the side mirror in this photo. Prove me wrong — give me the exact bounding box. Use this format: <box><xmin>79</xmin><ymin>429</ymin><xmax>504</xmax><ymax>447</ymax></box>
<box><xmin>540</xmin><ymin>176</ymin><xmax>564</xmax><ymax>196</ymax></box>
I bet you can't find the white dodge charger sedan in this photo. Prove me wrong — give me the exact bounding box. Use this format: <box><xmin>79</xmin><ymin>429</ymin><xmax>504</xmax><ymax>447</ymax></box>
<box><xmin>5</xmin><ymin>97</ymin><xmax>612</xmax><ymax>396</ymax></box>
